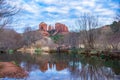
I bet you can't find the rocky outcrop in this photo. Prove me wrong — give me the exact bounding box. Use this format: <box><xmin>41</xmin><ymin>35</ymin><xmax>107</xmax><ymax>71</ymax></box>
<box><xmin>0</xmin><ymin>62</ymin><xmax>27</xmax><ymax>78</ymax></box>
<box><xmin>40</xmin><ymin>31</ymin><xmax>49</xmax><ymax>36</ymax></box>
<box><xmin>39</xmin><ymin>22</ymin><xmax>49</xmax><ymax>36</ymax></box>
<box><xmin>39</xmin><ymin>22</ymin><xmax>47</xmax><ymax>31</ymax></box>
<box><xmin>17</xmin><ymin>37</ymin><xmax>57</xmax><ymax>53</ymax></box>
<box><xmin>55</xmin><ymin>23</ymin><xmax>69</xmax><ymax>32</ymax></box>
<box><xmin>38</xmin><ymin>22</ymin><xmax>69</xmax><ymax>36</ymax></box>
<box><xmin>48</xmin><ymin>25</ymin><xmax>54</xmax><ymax>31</ymax></box>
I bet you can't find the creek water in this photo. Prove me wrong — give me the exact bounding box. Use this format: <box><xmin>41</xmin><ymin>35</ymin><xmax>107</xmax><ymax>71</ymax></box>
<box><xmin>0</xmin><ymin>53</ymin><xmax>120</xmax><ymax>80</ymax></box>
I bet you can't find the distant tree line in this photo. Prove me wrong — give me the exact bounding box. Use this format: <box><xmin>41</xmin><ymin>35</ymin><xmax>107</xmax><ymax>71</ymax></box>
<box><xmin>56</xmin><ymin>12</ymin><xmax>120</xmax><ymax>51</ymax></box>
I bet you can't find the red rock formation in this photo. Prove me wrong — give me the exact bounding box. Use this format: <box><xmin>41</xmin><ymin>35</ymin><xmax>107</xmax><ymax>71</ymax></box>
<box><xmin>64</xmin><ymin>26</ymin><xmax>69</xmax><ymax>32</ymax></box>
<box><xmin>39</xmin><ymin>22</ymin><xmax>50</xmax><ymax>36</ymax></box>
<box><xmin>38</xmin><ymin>22</ymin><xmax>69</xmax><ymax>36</ymax></box>
<box><xmin>39</xmin><ymin>22</ymin><xmax>47</xmax><ymax>31</ymax></box>
<box><xmin>55</xmin><ymin>23</ymin><xmax>69</xmax><ymax>33</ymax></box>
<box><xmin>48</xmin><ymin>25</ymin><xmax>52</xmax><ymax>31</ymax></box>
<box><xmin>41</xmin><ymin>31</ymin><xmax>49</xmax><ymax>36</ymax></box>
<box><xmin>48</xmin><ymin>25</ymin><xmax>54</xmax><ymax>31</ymax></box>
<box><xmin>0</xmin><ymin>62</ymin><xmax>28</xmax><ymax>78</ymax></box>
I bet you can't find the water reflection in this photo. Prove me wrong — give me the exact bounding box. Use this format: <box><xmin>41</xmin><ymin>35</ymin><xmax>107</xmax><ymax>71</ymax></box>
<box><xmin>0</xmin><ymin>53</ymin><xmax>119</xmax><ymax>80</ymax></box>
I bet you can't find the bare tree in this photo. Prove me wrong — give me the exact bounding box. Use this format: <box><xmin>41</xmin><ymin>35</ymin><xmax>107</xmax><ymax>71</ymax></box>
<box><xmin>0</xmin><ymin>29</ymin><xmax>22</xmax><ymax>50</ymax></box>
<box><xmin>22</xmin><ymin>27</ymin><xmax>43</xmax><ymax>46</ymax></box>
<box><xmin>22</xmin><ymin>27</ymin><xmax>34</xmax><ymax>46</ymax></box>
<box><xmin>77</xmin><ymin>13</ymin><xmax>99</xmax><ymax>49</ymax></box>
<box><xmin>0</xmin><ymin>0</ymin><xmax>19</xmax><ymax>31</ymax></box>
<box><xmin>65</xmin><ymin>32</ymin><xmax>79</xmax><ymax>48</ymax></box>
<box><xmin>55</xmin><ymin>31</ymin><xmax>79</xmax><ymax>48</ymax></box>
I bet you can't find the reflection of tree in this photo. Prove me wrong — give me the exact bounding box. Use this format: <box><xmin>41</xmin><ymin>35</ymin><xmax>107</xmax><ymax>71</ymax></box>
<box><xmin>79</xmin><ymin>65</ymin><xmax>114</xmax><ymax>80</ymax></box>
<box><xmin>69</xmin><ymin>64</ymin><xmax>115</xmax><ymax>80</ymax></box>
<box><xmin>69</xmin><ymin>56</ymin><xmax>116</xmax><ymax>80</ymax></box>
<box><xmin>0</xmin><ymin>53</ymin><xmax>118</xmax><ymax>80</ymax></box>
<box><xmin>104</xmin><ymin>60</ymin><xmax>120</xmax><ymax>75</ymax></box>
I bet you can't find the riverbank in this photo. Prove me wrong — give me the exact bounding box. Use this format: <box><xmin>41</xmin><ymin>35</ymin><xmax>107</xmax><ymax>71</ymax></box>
<box><xmin>0</xmin><ymin>48</ymin><xmax>120</xmax><ymax>60</ymax></box>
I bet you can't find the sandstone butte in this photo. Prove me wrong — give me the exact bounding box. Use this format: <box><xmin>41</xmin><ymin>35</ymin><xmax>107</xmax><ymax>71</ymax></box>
<box><xmin>55</xmin><ymin>23</ymin><xmax>69</xmax><ymax>32</ymax></box>
<box><xmin>39</xmin><ymin>22</ymin><xmax>69</xmax><ymax>36</ymax></box>
<box><xmin>0</xmin><ymin>62</ymin><xmax>28</xmax><ymax>78</ymax></box>
<box><xmin>39</xmin><ymin>22</ymin><xmax>47</xmax><ymax>31</ymax></box>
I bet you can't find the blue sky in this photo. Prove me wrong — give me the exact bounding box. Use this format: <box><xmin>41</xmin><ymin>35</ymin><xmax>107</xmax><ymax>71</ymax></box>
<box><xmin>9</xmin><ymin>0</ymin><xmax>120</xmax><ymax>32</ymax></box>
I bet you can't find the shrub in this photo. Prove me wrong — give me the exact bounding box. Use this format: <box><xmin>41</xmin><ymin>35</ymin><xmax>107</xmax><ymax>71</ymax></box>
<box><xmin>35</xmin><ymin>48</ymin><xmax>42</xmax><ymax>54</ymax></box>
<box><xmin>50</xmin><ymin>34</ymin><xmax>64</xmax><ymax>43</ymax></box>
<box><xmin>8</xmin><ymin>49</ymin><xmax>14</xmax><ymax>54</ymax></box>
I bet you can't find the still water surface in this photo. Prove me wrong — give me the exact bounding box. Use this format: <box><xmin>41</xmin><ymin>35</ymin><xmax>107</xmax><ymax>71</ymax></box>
<box><xmin>0</xmin><ymin>53</ymin><xmax>120</xmax><ymax>80</ymax></box>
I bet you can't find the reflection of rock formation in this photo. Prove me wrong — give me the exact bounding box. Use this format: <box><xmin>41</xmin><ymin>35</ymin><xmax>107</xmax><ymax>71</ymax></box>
<box><xmin>0</xmin><ymin>62</ymin><xmax>27</xmax><ymax>78</ymax></box>
<box><xmin>38</xmin><ymin>61</ymin><xmax>68</xmax><ymax>72</ymax></box>
<box><xmin>39</xmin><ymin>62</ymin><xmax>48</xmax><ymax>72</ymax></box>
<box><xmin>49</xmin><ymin>62</ymin><xmax>53</xmax><ymax>69</ymax></box>
<box><xmin>55</xmin><ymin>62</ymin><xmax>68</xmax><ymax>71</ymax></box>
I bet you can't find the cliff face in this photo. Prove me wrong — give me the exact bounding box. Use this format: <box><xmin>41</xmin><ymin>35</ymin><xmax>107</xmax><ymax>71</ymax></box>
<box><xmin>39</xmin><ymin>22</ymin><xmax>47</xmax><ymax>31</ymax></box>
<box><xmin>55</xmin><ymin>23</ymin><xmax>69</xmax><ymax>33</ymax></box>
<box><xmin>39</xmin><ymin>22</ymin><xmax>69</xmax><ymax>36</ymax></box>
<box><xmin>39</xmin><ymin>22</ymin><xmax>49</xmax><ymax>36</ymax></box>
<box><xmin>48</xmin><ymin>25</ymin><xmax>54</xmax><ymax>31</ymax></box>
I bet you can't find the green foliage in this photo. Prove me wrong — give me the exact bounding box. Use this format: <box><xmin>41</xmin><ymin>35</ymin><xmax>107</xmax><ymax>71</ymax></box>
<box><xmin>110</xmin><ymin>21</ymin><xmax>120</xmax><ymax>33</ymax></box>
<box><xmin>8</xmin><ymin>49</ymin><xmax>14</xmax><ymax>54</ymax></box>
<box><xmin>78</xmin><ymin>48</ymin><xmax>85</xmax><ymax>53</ymax></box>
<box><xmin>90</xmin><ymin>50</ymin><xmax>98</xmax><ymax>54</ymax></box>
<box><xmin>71</xmin><ymin>47</ymin><xmax>78</xmax><ymax>53</ymax></box>
<box><xmin>11</xmin><ymin>61</ymin><xmax>19</xmax><ymax>66</ymax></box>
<box><xmin>50</xmin><ymin>34</ymin><xmax>64</xmax><ymax>43</ymax></box>
<box><xmin>35</xmin><ymin>48</ymin><xmax>42</xmax><ymax>54</ymax></box>
<box><xmin>100</xmin><ymin>54</ymin><xmax>105</xmax><ymax>59</ymax></box>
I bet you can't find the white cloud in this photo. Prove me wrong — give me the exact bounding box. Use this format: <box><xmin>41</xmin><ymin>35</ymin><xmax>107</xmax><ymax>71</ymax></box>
<box><xmin>35</xmin><ymin>0</ymin><xmax>56</xmax><ymax>4</ymax></box>
<box><xmin>44</xmin><ymin>7</ymin><xmax>57</xmax><ymax>12</ymax></box>
<box><xmin>82</xmin><ymin>0</ymin><xmax>95</xmax><ymax>7</ymax></box>
<box><xmin>8</xmin><ymin>0</ymin><xmax>118</xmax><ymax>32</ymax></box>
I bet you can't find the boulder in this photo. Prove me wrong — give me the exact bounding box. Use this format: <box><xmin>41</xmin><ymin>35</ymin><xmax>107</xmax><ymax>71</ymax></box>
<box><xmin>0</xmin><ymin>62</ymin><xmax>27</xmax><ymax>78</ymax></box>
